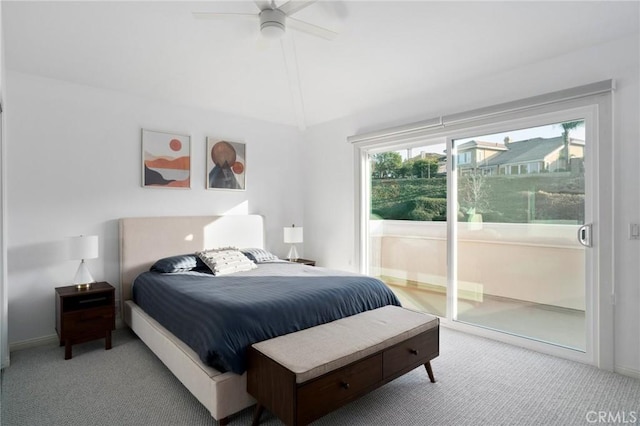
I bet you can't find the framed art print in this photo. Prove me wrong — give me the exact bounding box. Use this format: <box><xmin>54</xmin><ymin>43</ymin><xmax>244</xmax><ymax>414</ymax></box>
<box><xmin>142</xmin><ymin>129</ymin><xmax>191</xmax><ymax>188</ymax></box>
<box><xmin>206</xmin><ymin>138</ymin><xmax>246</xmax><ymax>190</ymax></box>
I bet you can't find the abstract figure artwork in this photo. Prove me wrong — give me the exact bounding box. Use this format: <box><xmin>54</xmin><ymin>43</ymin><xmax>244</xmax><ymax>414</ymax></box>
<box><xmin>142</xmin><ymin>129</ymin><xmax>191</xmax><ymax>188</ymax></box>
<box><xmin>206</xmin><ymin>138</ymin><xmax>246</xmax><ymax>190</ymax></box>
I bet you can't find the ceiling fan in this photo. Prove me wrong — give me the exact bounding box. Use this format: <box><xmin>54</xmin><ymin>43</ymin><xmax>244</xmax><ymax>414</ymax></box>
<box><xmin>192</xmin><ymin>0</ymin><xmax>338</xmax><ymax>41</ymax></box>
<box><xmin>192</xmin><ymin>1</ymin><xmax>340</xmax><ymax>130</ymax></box>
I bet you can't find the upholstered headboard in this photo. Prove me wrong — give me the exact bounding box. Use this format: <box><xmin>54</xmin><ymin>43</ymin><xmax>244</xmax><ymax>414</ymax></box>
<box><xmin>119</xmin><ymin>215</ymin><xmax>265</xmax><ymax>302</ymax></box>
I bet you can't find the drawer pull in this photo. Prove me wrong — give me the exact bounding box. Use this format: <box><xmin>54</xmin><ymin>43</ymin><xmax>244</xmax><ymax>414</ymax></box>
<box><xmin>340</xmin><ymin>381</ymin><xmax>350</xmax><ymax>390</ymax></box>
<box><xmin>409</xmin><ymin>349</ymin><xmax>419</xmax><ymax>356</ymax></box>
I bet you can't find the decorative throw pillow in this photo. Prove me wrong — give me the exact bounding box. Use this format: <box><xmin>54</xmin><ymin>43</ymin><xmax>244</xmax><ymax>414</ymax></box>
<box><xmin>241</xmin><ymin>248</ymin><xmax>279</xmax><ymax>263</ymax></box>
<box><xmin>150</xmin><ymin>254</ymin><xmax>208</xmax><ymax>273</ymax></box>
<box><xmin>196</xmin><ymin>248</ymin><xmax>257</xmax><ymax>276</ymax></box>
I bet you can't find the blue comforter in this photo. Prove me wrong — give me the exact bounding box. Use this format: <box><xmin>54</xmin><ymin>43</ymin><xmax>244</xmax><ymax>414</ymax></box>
<box><xmin>132</xmin><ymin>262</ymin><xmax>400</xmax><ymax>374</ymax></box>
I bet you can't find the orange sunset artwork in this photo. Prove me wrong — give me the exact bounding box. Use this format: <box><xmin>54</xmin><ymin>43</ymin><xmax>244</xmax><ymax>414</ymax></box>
<box><xmin>143</xmin><ymin>131</ymin><xmax>190</xmax><ymax>188</ymax></box>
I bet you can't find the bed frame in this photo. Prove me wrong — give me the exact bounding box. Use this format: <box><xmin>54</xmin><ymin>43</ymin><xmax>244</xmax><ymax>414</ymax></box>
<box><xmin>119</xmin><ymin>215</ymin><xmax>266</xmax><ymax>424</ymax></box>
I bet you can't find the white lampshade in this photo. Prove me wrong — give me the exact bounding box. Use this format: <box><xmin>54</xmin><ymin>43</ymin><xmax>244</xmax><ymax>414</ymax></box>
<box><xmin>68</xmin><ymin>235</ymin><xmax>99</xmax><ymax>288</ymax></box>
<box><xmin>283</xmin><ymin>226</ymin><xmax>303</xmax><ymax>244</ymax></box>
<box><xmin>68</xmin><ymin>235</ymin><xmax>99</xmax><ymax>260</ymax></box>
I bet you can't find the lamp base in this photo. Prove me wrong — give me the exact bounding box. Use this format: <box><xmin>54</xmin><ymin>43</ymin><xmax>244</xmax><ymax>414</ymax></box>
<box><xmin>287</xmin><ymin>244</ymin><xmax>299</xmax><ymax>262</ymax></box>
<box><xmin>73</xmin><ymin>260</ymin><xmax>95</xmax><ymax>290</ymax></box>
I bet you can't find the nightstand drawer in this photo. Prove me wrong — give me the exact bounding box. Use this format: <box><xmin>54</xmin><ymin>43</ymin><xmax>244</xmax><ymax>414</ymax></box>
<box><xmin>62</xmin><ymin>306</ymin><xmax>114</xmax><ymax>335</ymax></box>
<box><xmin>297</xmin><ymin>354</ymin><xmax>382</xmax><ymax>424</ymax></box>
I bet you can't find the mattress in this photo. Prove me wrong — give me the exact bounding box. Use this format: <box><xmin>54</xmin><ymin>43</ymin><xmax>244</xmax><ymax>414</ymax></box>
<box><xmin>132</xmin><ymin>262</ymin><xmax>401</xmax><ymax>374</ymax></box>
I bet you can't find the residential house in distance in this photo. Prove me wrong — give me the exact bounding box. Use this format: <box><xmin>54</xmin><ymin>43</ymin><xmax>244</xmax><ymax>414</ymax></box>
<box><xmin>457</xmin><ymin>136</ymin><xmax>585</xmax><ymax>176</ymax></box>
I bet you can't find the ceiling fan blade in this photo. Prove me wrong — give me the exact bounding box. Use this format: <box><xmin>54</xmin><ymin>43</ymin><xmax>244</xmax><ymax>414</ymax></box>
<box><xmin>192</xmin><ymin>12</ymin><xmax>257</xmax><ymax>20</ymax></box>
<box><xmin>288</xmin><ymin>17</ymin><xmax>338</xmax><ymax>40</ymax></box>
<box><xmin>278</xmin><ymin>0</ymin><xmax>317</xmax><ymax>16</ymax></box>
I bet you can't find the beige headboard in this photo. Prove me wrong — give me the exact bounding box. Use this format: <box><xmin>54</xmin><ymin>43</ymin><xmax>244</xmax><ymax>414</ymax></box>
<box><xmin>119</xmin><ymin>215</ymin><xmax>265</xmax><ymax>302</ymax></box>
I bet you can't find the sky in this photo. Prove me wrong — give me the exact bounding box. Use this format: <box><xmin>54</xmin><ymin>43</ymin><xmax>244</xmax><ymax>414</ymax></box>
<box><xmin>455</xmin><ymin>122</ymin><xmax>586</xmax><ymax>145</ymax></box>
<box><xmin>401</xmin><ymin>121</ymin><xmax>586</xmax><ymax>158</ymax></box>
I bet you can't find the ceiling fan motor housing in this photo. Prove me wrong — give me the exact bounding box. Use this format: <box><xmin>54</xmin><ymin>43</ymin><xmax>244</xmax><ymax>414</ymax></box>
<box><xmin>260</xmin><ymin>8</ymin><xmax>286</xmax><ymax>38</ymax></box>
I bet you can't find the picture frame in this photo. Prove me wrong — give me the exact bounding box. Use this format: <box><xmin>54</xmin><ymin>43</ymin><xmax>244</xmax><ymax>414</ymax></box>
<box><xmin>206</xmin><ymin>138</ymin><xmax>246</xmax><ymax>190</ymax></box>
<box><xmin>141</xmin><ymin>129</ymin><xmax>191</xmax><ymax>189</ymax></box>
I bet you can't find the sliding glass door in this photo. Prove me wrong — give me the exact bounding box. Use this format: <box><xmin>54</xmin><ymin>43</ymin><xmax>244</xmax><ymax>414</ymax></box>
<box><xmin>360</xmin><ymin>105</ymin><xmax>602</xmax><ymax>362</ymax></box>
<box><xmin>452</xmin><ymin>120</ymin><xmax>588</xmax><ymax>351</ymax></box>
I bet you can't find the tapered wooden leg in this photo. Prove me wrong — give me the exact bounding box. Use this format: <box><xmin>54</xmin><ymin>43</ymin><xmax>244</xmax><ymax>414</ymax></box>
<box><xmin>64</xmin><ymin>340</ymin><xmax>72</xmax><ymax>360</ymax></box>
<box><xmin>252</xmin><ymin>404</ymin><xmax>265</xmax><ymax>426</ymax></box>
<box><xmin>424</xmin><ymin>361</ymin><xmax>436</xmax><ymax>383</ymax></box>
<box><xmin>105</xmin><ymin>330</ymin><xmax>112</xmax><ymax>350</ymax></box>
<box><xmin>218</xmin><ymin>416</ymin><xmax>230</xmax><ymax>425</ymax></box>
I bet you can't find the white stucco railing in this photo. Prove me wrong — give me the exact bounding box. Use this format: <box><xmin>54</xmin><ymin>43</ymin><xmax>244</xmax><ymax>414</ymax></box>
<box><xmin>370</xmin><ymin>220</ymin><xmax>585</xmax><ymax>310</ymax></box>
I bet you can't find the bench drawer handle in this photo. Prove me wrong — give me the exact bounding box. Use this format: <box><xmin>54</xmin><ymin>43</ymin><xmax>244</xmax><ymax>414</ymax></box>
<box><xmin>409</xmin><ymin>349</ymin><xmax>419</xmax><ymax>356</ymax></box>
<box><xmin>340</xmin><ymin>381</ymin><xmax>350</xmax><ymax>390</ymax></box>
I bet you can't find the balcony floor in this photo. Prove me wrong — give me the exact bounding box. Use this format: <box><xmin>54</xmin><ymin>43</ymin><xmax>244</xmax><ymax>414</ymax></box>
<box><xmin>387</xmin><ymin>282</ymin><xmax>586</xmax><ymax>351</ymax></box>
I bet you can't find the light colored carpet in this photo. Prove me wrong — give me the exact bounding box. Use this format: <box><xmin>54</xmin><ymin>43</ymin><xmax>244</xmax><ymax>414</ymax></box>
<box><xmin>2</xmin><ymin>327</ymin><xmax>638</xmax><ymax>425</ymax></box>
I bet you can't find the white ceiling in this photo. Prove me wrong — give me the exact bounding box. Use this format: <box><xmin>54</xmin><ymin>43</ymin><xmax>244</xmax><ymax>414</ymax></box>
<box><xmin>4</xmin><ymin>1</ymin><xmax>639</xmax><ymax>129</ymax></box>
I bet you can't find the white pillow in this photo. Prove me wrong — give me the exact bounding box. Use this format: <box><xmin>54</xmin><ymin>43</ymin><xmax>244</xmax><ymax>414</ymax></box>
<box><xmin>196</xmin><ymin>247</ymin><xmax>257</xmax><ymax>276</ymax></box>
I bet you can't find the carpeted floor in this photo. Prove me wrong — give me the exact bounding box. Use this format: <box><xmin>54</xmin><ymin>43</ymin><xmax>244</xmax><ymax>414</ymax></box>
<box><xmin>1</xmin><ymin>327</ymin><xmax>639</xmax><ymax>426</ymax></box>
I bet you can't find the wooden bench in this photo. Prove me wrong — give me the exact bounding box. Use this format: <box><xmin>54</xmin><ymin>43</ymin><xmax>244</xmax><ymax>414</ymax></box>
<box><xmin>247</xmin><ymin>305</ymin><xmax>439</xmax><ymax>426</ymax></box>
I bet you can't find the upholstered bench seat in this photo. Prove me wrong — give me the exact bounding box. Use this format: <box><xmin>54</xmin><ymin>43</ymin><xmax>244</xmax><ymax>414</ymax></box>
<box><xmin>247</xmin><ymin>305</ymin><xmax>439</xmax><ymax>426</ymax></box>
<box><xmin>252</xmin><ymin>305</ymin><xmax>439</xmax><ymax>383</ymax></box>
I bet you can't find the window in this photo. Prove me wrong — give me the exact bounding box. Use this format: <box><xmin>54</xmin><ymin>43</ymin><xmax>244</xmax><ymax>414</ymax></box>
<box><xmin>457</xmin><ymin>151</ymin><xmax>471</xmax><ymax>165</ymax></box>
<box><xmin>528</xmin><ymin>163</ymin><xmax>541</xmax><ymax>174</ymax></box>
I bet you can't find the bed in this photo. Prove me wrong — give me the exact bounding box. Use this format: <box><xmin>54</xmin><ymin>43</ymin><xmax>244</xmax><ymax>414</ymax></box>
<box><xmin>119</xmin><ymin>215</ymin><xmax>400</xmax><ymax>424</ymax></box>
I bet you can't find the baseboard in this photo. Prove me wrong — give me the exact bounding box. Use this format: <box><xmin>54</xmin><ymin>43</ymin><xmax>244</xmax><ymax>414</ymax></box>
<box><xmin>9</xmin><ymin>334</ymin><xmax>58</xmax><ymax>352</ymax></box>
<box><xmin>9</xmin><ymin>321</ymin><xmax>126</xmax><ymax>353</ymax></box>
<box><xmin>615</xmin><ymin>364</ymin><xmax>640</xmax><ymax>379</ymax></box>
<box><xmin>2</xmin><ymin>353</ymin><xmax>9</xmax><ymax>369</ymax></box>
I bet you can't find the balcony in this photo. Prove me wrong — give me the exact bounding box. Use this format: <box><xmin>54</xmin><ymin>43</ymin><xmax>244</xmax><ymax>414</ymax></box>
<box><xmin>369</xmin><ymin>220</ymin><xmax>586</xmax><ymax>351</ymax></box>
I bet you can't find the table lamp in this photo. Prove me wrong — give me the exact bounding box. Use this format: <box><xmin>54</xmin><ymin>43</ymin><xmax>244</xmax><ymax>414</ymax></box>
<box><xmin>283</xmin><ymin>225</ymin><xmax>303</xmax><ymax>261</ymax></box>
<box><xmin>69</xmin><ymin>235</ymin><xmax>99</xmax><ymax>289</ymax></box>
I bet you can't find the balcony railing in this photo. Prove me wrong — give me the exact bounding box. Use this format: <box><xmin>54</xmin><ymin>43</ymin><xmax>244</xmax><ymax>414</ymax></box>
<box><xmin>370</xmin><ymin>219</ymin><xmax>585</xmax><ymax>309</ymax></box>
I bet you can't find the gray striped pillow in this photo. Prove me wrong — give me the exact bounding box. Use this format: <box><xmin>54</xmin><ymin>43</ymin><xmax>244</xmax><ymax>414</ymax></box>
<box><xmin>241</xmin><ymin>248</ymin><xmax>279</xmax><ymax>263</ymax></box>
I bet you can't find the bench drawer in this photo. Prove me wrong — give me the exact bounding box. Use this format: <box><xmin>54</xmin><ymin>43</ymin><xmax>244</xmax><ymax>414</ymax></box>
<box><xmin>297</xmin><ymin>354</ymin><xmax>382</xmax><ymax>425</ymax></box>
<box><xmin>383</xmin><ymin>328</ymin><xmax>438</xmax><ymax>378</ymax></box>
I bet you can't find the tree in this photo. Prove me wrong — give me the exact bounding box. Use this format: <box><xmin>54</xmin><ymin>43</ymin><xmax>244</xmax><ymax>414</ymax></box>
<box><xmin>397</xmin><ymin>162</ymin><xmax>412</xmax><ymax>179</ymax></box>
<box><xmin>459</xmin><ymin>171</ymin><xmax>490</xmax><ymax>215</ymax></box>
<box><xmin>371</xmin><ymin>152</ymin><xmax>402</xmax><ymax>179</ymax></box>
<box><xmin>412</xmin><ymin>158</ymin><xmax>439</xmax><ymax>179</ymax></box>
<box><xmin>559</xmin><ymin>120</ymin><xmax>585</xmax><ymax>169</ymax></box>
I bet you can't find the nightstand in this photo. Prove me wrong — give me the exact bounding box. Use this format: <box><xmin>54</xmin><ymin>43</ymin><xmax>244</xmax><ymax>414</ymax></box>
<box><xmin>286</xmin><ymin>258</ymin><xmax>316</xmax><ymax>266</ymax></box>
<box><xmin>55</xmin><ymin>281</ymin><xmax>115</xmax><ymax>360</ymax></box>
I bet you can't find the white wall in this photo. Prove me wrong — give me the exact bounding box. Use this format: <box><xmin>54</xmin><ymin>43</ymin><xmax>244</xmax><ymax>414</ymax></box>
<box><xmin>5</xmin><ymin>71</ymin><xmax>304</xmax><ymax>345</ymax></box>
<box><xmin>302</xmin><ymin>35</ymin><xmax>640</xmax><ymax>376</ymax></box>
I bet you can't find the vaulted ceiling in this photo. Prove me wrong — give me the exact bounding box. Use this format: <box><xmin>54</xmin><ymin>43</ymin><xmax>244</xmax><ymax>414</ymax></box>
<box><xmin>4</xmin><ymin>1</ymin><xmax>639</xmax><ymax>129</ymax></box>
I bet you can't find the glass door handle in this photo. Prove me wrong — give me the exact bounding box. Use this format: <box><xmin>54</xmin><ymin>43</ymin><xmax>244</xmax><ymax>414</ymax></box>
<box><xmin>578</xmin><ymin>224</ymin><xmax>592</xmax><ymax>247</ymax></box>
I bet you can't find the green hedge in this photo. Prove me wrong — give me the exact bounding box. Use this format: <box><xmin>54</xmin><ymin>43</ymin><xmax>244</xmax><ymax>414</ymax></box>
<box><xmin>371</xmin><ymin>175</ymin><xmax>584</xmax><ymax>224</ymax></box>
